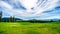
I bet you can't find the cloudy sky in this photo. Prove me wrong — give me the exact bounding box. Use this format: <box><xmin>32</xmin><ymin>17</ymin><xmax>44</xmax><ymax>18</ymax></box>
<box><xmin>0</xmin><ymin>0</ymin><xmax>60</xmax><ymax>20</ymax></box>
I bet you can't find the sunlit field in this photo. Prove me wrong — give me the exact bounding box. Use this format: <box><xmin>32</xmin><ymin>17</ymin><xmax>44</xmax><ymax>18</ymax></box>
<box><xmin>0</xmin><ymin>22</ymin><xmax>60</xmax><ymax>34</ymax></box>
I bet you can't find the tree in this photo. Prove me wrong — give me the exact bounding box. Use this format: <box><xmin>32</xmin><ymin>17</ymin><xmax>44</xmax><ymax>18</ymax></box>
<box><xmin>9</xmin><ymin>16</ymin><xmax>16</xmax><ymax>22</ymax></box>
<box><xmin>59</xmin><ymin>20</ymin><xmax>60</xmax><ymax>22</ymax></box>
<box><xmin>0</xmin><ymin>11</ymin><xmax>2</xmax><ymax>22</ymax></box>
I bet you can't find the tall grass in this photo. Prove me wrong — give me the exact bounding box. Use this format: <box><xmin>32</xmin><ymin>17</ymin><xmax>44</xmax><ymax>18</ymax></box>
<box><xmin>0</xmin><ymin>22</ymin><xmax>60</xmax><ymax>34</ymax></box>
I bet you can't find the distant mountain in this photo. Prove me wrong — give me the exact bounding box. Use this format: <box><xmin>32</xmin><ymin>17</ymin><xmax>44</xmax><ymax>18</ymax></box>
<box><xmin>50</xmin><ymin>18</ymin><xmax>60</xmax><ymax>21</ymax></box>
<box><xmin>42</xmin><ymin>18</ymin><xmax>60</xmax><ymax>21</ymax></box>
<box><xmin>2</xmin><ymin>17</ymin><xmax>22</xmax><ymax>22</ymax></box>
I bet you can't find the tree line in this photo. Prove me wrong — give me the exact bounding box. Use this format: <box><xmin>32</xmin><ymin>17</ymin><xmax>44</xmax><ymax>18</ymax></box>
<box><xmin>0</xmin><ymin>11</ymin><xmax>60</xmax><ymax>22</ymax></box>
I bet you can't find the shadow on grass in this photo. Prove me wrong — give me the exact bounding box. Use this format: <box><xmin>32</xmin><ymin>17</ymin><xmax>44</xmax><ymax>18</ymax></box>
<box><xmin>0</xmin><ymin>30</ymin><xmax>8</xmax><ymax>34</ymax></box>
<box><xmin>52</xmin><ymin>27</ymin><xmax>60</xmax><ymax>33</ymax></box>
<box><xmin>26</xmin><ymin>30</ymin><xmax>40</xmax><ymax>34</ymax></box>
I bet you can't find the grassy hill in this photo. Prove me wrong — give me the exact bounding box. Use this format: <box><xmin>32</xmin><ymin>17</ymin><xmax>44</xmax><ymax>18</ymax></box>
<box><xmin>0</xmin><ymin>22</ymin><xmax>60</xmax><ymax>34</ymax></box>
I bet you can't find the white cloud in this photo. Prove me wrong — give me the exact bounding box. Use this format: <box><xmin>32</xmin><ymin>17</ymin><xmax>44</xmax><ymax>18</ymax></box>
<box><xmin>0</xmin><ymin>1</ymin><xmax>13</xmax><ymax>9</ymax></box>
<box><xmin>0</xmin><ymin>0</ymin><xmax>60</xmax><ymax>20</ymax></box>
<box><xmin>20</xmin><ymin>0</ymin><xmax>37</xmax><ymax>9</ymax></box>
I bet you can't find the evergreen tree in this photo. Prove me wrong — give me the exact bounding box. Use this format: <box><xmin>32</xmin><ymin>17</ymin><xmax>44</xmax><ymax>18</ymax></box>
<box><xmin>0</xmin><ymin>11</ymin><xmax>2</xmax><ymax>22</ymax></box>
<box><xmin>9</xmin><ymin>16</ymin><xmax>16</xmax><ymax>22</ymax></box>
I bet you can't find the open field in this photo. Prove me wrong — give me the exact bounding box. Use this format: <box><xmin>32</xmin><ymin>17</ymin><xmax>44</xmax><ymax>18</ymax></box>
<box><xmin>0</xmin><ymin>22</ymin><xmax>60</xmax><ymax>34</ymax></box>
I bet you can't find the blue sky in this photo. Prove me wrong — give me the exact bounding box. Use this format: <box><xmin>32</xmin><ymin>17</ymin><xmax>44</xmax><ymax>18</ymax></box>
<box><xmin>0</xmin><ymin>0</ymin><xmax>60</xmax><ymax>20</ymax></box>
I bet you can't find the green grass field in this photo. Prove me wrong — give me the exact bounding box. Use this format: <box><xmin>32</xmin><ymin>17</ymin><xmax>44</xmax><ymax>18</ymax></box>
<box><xmin>0</xmin><ymin>22</ymin><xmax>60</xmax><ymax>34</ymax></box>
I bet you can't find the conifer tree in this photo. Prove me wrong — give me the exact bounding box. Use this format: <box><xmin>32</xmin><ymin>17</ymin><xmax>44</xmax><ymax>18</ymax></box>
<box><xmin>0</xmin><ymin>11</ymin><xmax>2</xmax><ymax>22</ymax></box>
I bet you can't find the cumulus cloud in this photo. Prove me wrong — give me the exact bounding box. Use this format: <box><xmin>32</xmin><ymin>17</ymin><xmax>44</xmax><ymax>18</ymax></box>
<box><xmin>0</xmin><ymin>0</ymin><xmax>60</xmax><ymax>20</ymax></box>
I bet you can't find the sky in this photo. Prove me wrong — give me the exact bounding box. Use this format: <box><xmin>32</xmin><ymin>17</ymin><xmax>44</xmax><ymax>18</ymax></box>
<box><xmin>0</xmin><ymin>0</ymin><xmax>60</xmax><ymax>20</ymax></box>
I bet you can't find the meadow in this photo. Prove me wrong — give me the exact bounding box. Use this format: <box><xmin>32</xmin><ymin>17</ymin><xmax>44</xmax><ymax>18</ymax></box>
<box><xmin>0</xmin><ymin>22</ymin><xmax>60</xmax><ymax>34</ymax></box>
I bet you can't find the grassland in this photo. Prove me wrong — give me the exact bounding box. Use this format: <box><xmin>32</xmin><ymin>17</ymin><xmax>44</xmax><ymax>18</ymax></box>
<box><xmin>0</xmin><ymin>22</ymin><xmax>60</xmax><ymax>34</ymax></box>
